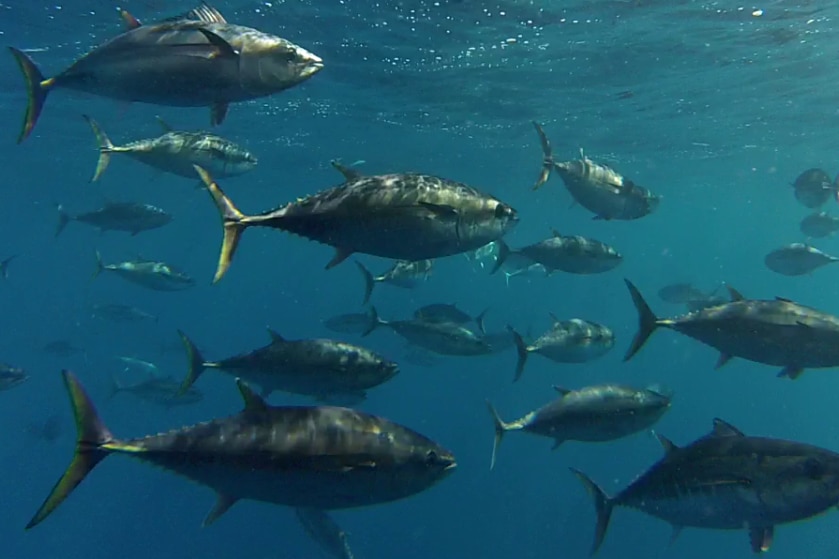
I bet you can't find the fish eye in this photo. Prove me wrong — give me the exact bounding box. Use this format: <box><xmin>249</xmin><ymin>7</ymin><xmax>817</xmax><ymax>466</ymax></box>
<box><xmin>425</xmin><ymin>450</ymin><xmax>439</xmax><ymax>464</ymax></box>
<box><xmin>494</xmin><ymin>204</ymin><xmax>510</xmax><ymax>219</ymax></box>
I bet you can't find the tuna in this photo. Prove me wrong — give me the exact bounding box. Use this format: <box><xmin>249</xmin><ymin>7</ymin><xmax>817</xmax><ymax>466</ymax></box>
<box><xmin>625</xmin><ymin>279</ymin><xmax>839</xmax><ymax>379</ymax></box>
<box><xmin>92</xmin><ymin>251</ymin><xmax>195</xmax><ymax>291</ymax></box>
<box><xmin>413</xmin><ymin>303</ymin><xmax>488</xmax><ymax>334</ymax></box>
<box><xmin>486</xmin><ymin>384</ymin><xmax>671</xmax><ymax>469</ymax></box>
<box><xmin>355</xmin><ymin>259</ymin><xmax>433</xmax><ymax>305</ymax></box>
<box><xmin>509</xmin><ymin>318</ymin><xmax>615</xmax><ymax>381</ymax></box>
<box><xmin>84</xmin><ymin>115</ymin><xmax>257</xmax><ymax>182</ymax></box>
<box><xmin>26</xmin><ymin>371</ymin><xmax>456</xmax><ymax>529</ymax></box>
<box><xmin>572</xmin><ymin>418</ymin><xmax>839</xmax><ymax>554</ymax></box>
<box><xmin>91</xmin><ymin>303</ymin><xmax>158</xmax><ymax>323</ymax></box>
<box><xmin>365</xmin><ymin>308</ymin><xmax>494</xmax><ymax>357</ymax></box>
<box><xmin>108</xmin><ymin>373</ymin><xmax>203</xmax><ymax>409</ymax></box>
<box><xmin>56</xmin><ymin>201</ymin><xmax>172</xmax><ymax>237</ymax></box>
<box><xmin>532</xmin><ymin>122</ymin><xmax>660</xmax><ymax>221</ymax></box>
<box><xmin>195</xmin><ymin>162</ymin><xmax>518</xmax><ymax>282</ymax></box>
<box><xmin>177</xmin><ymin>329</ymin><xmax>399</xmax><ymax>403</ymax></box>
<box><xmin>495</xmin><ymin>231</ymin><xmax>622</xmax><ymax>275</ymax></box>
<box><xmin>9</xmin><ymin>3</ymin><xmax>323</xmax><ymax>142</ymax></box>
<box><xmin>0</xmin><ymin>364</ymin><xmax>28</xmax><ymax>391</ymax></box>
<box><xmin>764</xmin><ymin>243</ymin><xmax>839</xmax><ymax>276</ymax></box>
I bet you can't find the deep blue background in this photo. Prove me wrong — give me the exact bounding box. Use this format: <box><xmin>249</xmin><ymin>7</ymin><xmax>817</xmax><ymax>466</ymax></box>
<box><xmin>2</xmin><ymin>1</ymin><xmax>839</xmax><ymax>558</ymax></box>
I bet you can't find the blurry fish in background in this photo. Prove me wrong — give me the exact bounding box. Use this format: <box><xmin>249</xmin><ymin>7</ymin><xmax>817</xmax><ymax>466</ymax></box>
<box><xmin>355</xmin><ymin>259</ymin><xmax>433</xmax><ymax>305</ymax></box>
<box><xmin>42</xmin><ymin>340</ymin><xmax>84</xmax><ymax>357</ymax></box>
<box><xmin>117</xmin><ymin>356</ymin><xmax>161</xmax><ymax>377</ymax></box>
<box><xmin>108</xmin><ymin>372</ymin><xmax>204</xmax><ymax>409</ymax></box>
<box><xmin>494</xmin><ymin>232</ymin><xmax>622</xmax><ymax>276</ymax></box>
<box><xmin>657</xmin><ymin>282</ymin><xmax>709</xmax><ymax>304</ymax></box>
<box><xmin>365</xmin><ymin>308</ymin><xmax>493</xmax><ymax>357</ymax></box>
<box><xmin>55</xmin><ymin>201</ymin><xmax>172</xmax><ymax>237</ymax></box>
<box><xmin>295</xmin><ymin>508</ymin><xmax>356</xmax><ymax>559</ymax></box>
<box><xmin>93</xmin><ymin>251</ymin><xmax>196</xmax><ymax>291</ymax></box>
<box><xmin>791</xmin><ymin>168</ymin><xmax>837</xmax><ymax>208</ymax></box>
<box><xmin>764</xmin><ymin>243</ymin><xmax>839</xmax><ymax>276</ymax></box>
<box><xmin>0</xmin><ymin>363</ymin><xmax>28</xmax><ymax>391</ymax></box>
<box><xmin>800</xmin><ymin>211</ymin><xmax>839</xmax><ymax>238</ymax></box>
<box><xmin>465</xmin><ymin>241</ymin><xmax>550</xmax><ymax>286</ymax></box>
<box><xmin>91</xmin><ymin>303</ymin><xmax>158</xmax><ymax>324</ymax></box>
<box><xmin>24</xmin><ymin>414</ymin><xmax>63</xmax><ymax>443</ymax></box>
<box><xmin>413</xmin><ymin>303</ymin><xmax>487</xmax><ymax>334</ymax></box>
<box><xmin>323</xmin><ymin>310</ymin><xmax>377</xmax><ymax>336</ymax></box>
<box><xmin>0</xmin><ymin>255</ymin><xmax>17</xmax><ymax>279</ymax></box>
<box><xmin>84</xmin><ymin>115</ymin><xmax>258</xmax><ymax>182</ymax></box>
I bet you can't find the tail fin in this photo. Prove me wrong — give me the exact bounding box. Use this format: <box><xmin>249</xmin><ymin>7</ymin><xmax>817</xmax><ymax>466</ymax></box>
<box><xmin>91</xmin><ymin>251</ymin><xmax>104</xmax><ymax>281</ymax></box>
<box><xmin>105</xmin><ymin>375</ymin><xmax>123</xmax><ymax>401</ymax></box>
<box><xmin>532</xmin><ymin>121</ymin><xmax>556</xmax><ymax>190</ymax></box>
<box><xmin>361</xmin><ymin>306</ymin><xmax>383</xmax><ymax>337</ymax></box>
<box><xmin>508</xmin><ymin>326</ymin><xmax>529</xmax><ymax>382</ymax></box>
<box><xmin>489</xmin><ymin>240</ymin><xmax>510</xmax><ymax>275</ymax></box>
<box><xmin>82</xmin><ymin>115</ymin><xmax>115</xmax><ymax>182</ymax></box>
<box><xmin>623</xmin><ymin>279</ymin><xmax>660</xmax><ymax>362</ymax></box>
<box><xmin>177</xmin><ymin>330</ymin><xmax>207</xmax><ymax>395</ymax></box>
<box><xmin>55</xmin><ymin>204</ymin><xmax>71</xmax><ymax>238</ymax></box>
<box><xmin>194</xmin><ymin>165</ymin><xmax>249</xmax><ymax>283</ymax></box>
<box><xmin>474</xmin><ymin>308</ymin><xmax>489</xmax><ymax>335</ymax></box>
<box><xmin>26</xmin><ymin>370</ymin><xmax>114</xmax><ymax>529</ymax></box>
<box><xmin>8</xmin><ymin>47</ymin><xmax>51</xmax><ymax>144</ymax></box>
<box><xmin>486</xmin><ymin>400</ymin><xmax>511</xmax><ymax>470</ymax></box>
<box><xmin>569</xmin><ymin>468</ymin><xmax>614</xmax><ymax>555</ymax></box>
<box><xmin>0</xmin><ymin>255</ymin><xmax>17</xmax><ymax>279</ymax></box>
<box><xmin>355</xmin><ymin>261</ymin><xmax>375</xmax><ymax>305</ymax></box>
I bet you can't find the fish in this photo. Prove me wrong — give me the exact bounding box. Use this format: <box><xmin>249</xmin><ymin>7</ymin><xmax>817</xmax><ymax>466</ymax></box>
<box><xmin>494</xmin><ymin>231</ymin><xmax>622</xmax><ymax>275</ymax></box>
<box><xmin>532</xmin><ymin>122</ymin><xmax>660</xmax><ymax>221</ymax></box>
<box><xmin>91</xmin><ymin>303</ymin><xmax>158</xmax><ymax>323</ymax></box>
<box><xmin>464</xmin><ymin>242</ymin><xmax>547</xmax><ymax>285</ymax></box>
<box><xmin>764</xmin><ymin>243</ymin><xmax>839</xmax><ymax>276</ymax></box>
<box><xmin>792</xmin><ymin>168</ymin><xmax>836</xmax><ymax>208</ymax></box>
<box><xmin>800</xmin><ymin>211</ymin><xmax>839</xmax><ymax>238</ymax></box>
<box><xmin>323</xmin><ymin>311</ymin><xmax>377</xmax><ymax>336</ymax></box>
<box><xmin>572</xmin><ymin>418</ymin><xmax>839</xmax><ymax>554</ymax></box>
<box><xmin>24</xmin><ymin>414</ymin><xmax>63</xmax><ymax>443</ymax></box>
<box><xmin>56</xmin><ymin>201</ymin><xmax>172</xmax><ymax>237</ymax></box>
<box><xmin>117</xmin><ymin>356</ymin><xmax>161</xmax><ymax>377</ymax></box>
<box><xmin>108</xmin><ymin>373</ymin><xmax>203</xmax><ymax>409</ymax></box>
<box><xmin>508</xmin><ymin>318</ymin><xmax>615</xmax><ymax>381</ymax></box>
<box><xmin>295</xmin><ymin>508</ymin><xmax>355</xmax><ymax>559</ymax></box>
<box><xmin>355</xmin><ymin>259</ymin><xmax>433</xmax><ymax>305</ymax></box>
<box><xmin>0</xmin><ymin>255</ymin><xmax>17</xmax><ymax>280</ymax></box>
<box><xmin>657</xmin><ymin>282</ymin><xmax>710</xmax><ymax>304</ymax></box>
<box><xmin>365</xmin><ymin>308</ymin><xmax>494</xmax><ymax>357</ymax></box>
<box><xmin>413</xmin><ymin>303</ymin><xmax>488</xmax><ymax>334</ymax></box>
<box><xmin>92</xmin><ymin>251</ymin><xmax>195</xmax><ymax>291</ymax></box>
<box><xmin>84</xmin><ymin>115</ymin><xmax>258</xmax><ymax>182</ymax></box>
<box><xmin>26</xmin><ymin>371</ymin><xmax>456</xmax><ymax>528</ymax></box>
<box><xmin>177</xmin><ymin>329</ymin><xmax>399</xmax><ymax>403</ymax></box>
<box><xmin>9</xmin><ymin>3</ymin><xmax>323</xmax><ymax>142</ymax></box>
<box><xmin>624</xmin><ymin>279</ymin><xmax>839</xmax><ymax>379</ymax></box>
<box><xmin>0</xmin><ymin>363</ymin><xmax>28</xmax><ymax>391</ymax></box>
<box><xmin>194</xmin><ymin>161</ymin><xmax>518</xmax><ymax>282</ymax></box>
<box><xmin>42</xmin><ymin>340</ymin><xmax>84</xmax><ymax>357</ymax></box>
<box><xmin>486</xmin><ymin>384</ymin><xmax>672</xmax><ymax>469</ymax></box>
<box><xmin>684</xmin><ymin>294</ymin><xmax>729</xmax><ymax>312</ymax></box>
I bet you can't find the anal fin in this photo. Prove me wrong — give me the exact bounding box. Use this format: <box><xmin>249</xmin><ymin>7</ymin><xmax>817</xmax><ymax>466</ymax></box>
<box><xmin>210</xmin><ymin>102</ymin><xmax>229</xmax><ymax>126</ymax></box>
<box><xmin>325</xmin><ymin>247</ymin><xmax>353</xmax><ymax>270</ymax></box>
<box><xmin>714</xmin><ymin>353</ymin><xmax>734</xmax><ymax>369</ymax></box>
<box><xmin>202</xmin><ymin>493</ymin><xmax>239</xmax><ymax>527</ymax></box>
<box><xmin>748</xmin><ymin>525</ymin><xmax>774</xmax><ymax>553</ymax></box>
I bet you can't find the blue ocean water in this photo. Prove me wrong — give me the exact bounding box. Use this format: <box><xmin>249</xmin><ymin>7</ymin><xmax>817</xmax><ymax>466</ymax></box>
<box><xmin>2</xmin><ymin>1</ymin><xmax>839</xmax><ymax>557</ymax></box>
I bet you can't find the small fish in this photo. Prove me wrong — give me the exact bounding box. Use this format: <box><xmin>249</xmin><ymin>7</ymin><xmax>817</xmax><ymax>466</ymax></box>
<box><xmin>24</xmin><ymin>414</ymin><xmax>63</xmax><ymax>443</ymax></box>
<box><xmin>56</xmin><ymin>201</ymin><xmax>171</xmax><ymax>237</ymax></box>
<box><xmin>494</xmin><ymin>231</ymin><xmax>622</xmax><ymax>275</ymax></box>
<box><xmin>9</xmin><ymin>3</ymin><xmax>323</xmax><ymax>142</ymax></box>
<box><xmin>84</xmin><ymin>115</ymin><xmax>258</xmax><ymax>182</ymax></box>
<box><xmin>91</xmin><ymin>303</ymin><xmax>158</xmax><ymax>323</ymax></box>
<box><xmin>413</xmin><ymin>303</ymin><xmax>488</xmax><ymax>334</ymax></box>
<box><xmin>365</xmin><ymin>308</ymin><xmax>493</xmax><ymax>357</ymax></box>
<box><xmin>194</xmin><ymin>162</ymin><xmax>518</xmax><ymax>282</ymax></box>
<box><xmin>764</xmin><ymin>243</ymin><xmax>839</xmax><ymax>276</ymax></box>
<box><xmin>42</xmin><ymin>340</ymin><xmax>84</xmax><ymax>357</ymax></box>
<box><xmin>508</xmin><ymin>318</ymin><xmax>615</xmax><ymax>381</ymax></box>
<box><xmin>355</xmin><ymin>259</ymin><xmax>433</xmax><ymax>304</ymax></box>
<box><xmin>93</xmin><ymin>251</ymin><xmax>195</xmax><ymax>291</ymax></box>
<box><xmin>26</xmin><ymin>371</ymin><xmax>455</xmax><ymax>528</ymax></box>
<box><xmin>572</xmin><ymin>418</ymin><xmax>839</xmax><ymax>554</ymax></box>
<box><xmin>323</xmin><ymin>311</ymin><xmax>377</xmax><ymax>336</ymax></box>
<box><xmin>295</xmin><ymin>508</ymin><xmax>355</xmax><ymax>559</ymax></box>
<box><xmin>800</xmin><ymin>211</ymin><xmax>839</xmax><ymax>238</ymax></box>
<box><xmin>792</xmin><ymin>168</ymin><xmax>836</xmax><ymax>208</ymax></box>
<box><xmin>486</xmin><ymin>384</ymin><xmax>672</xmax><ymax>469</ymax></box>
<box><xmin>178</xmin><ymin>329</ymin><xmax>399</xmax><ymax>402</ymax></box>
<box><xmin>532</xmin><ymin>122</ymin><xmax>660</xmax><ymax>221</ymax></box>
<box><xmin>108</xmin><ymin>373</ymin><xmax>203</xmax><ymax>409</ymax></box>
<box><xmin>0</xmin><ymin>363</ymin><xmax>28</xmax><ymax>390</ymax></box>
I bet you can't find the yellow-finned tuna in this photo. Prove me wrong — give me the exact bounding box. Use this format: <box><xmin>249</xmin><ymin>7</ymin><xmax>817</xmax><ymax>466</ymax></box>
<box><xmin>27</xmin><ymin>371</ymin><xmax>456</xmax><ymax>529</ymax></box>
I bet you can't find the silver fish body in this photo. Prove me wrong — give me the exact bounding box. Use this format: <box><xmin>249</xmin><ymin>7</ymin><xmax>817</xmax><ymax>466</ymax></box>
<box><xmin>93</xmin><ymin>252</ymin><xmax>195</xmax><ymax>291</ymax></box>
<box><xmin>764</xmin><ymin>243</ymin><xmax>838</xmax><ymax>276</ymax></box>
<box><xmin>56</xmin><ymin>202</ymin><xmax>171</xmax><ymax>237</ymax></box>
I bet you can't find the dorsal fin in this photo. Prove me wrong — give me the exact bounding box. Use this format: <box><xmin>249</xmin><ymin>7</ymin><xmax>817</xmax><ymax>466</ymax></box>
<box><xmin>727</xmin><ymin>286</ymin><xmax>745</xmax><ymax>302</ymax></box>
<box><xmin>711</xmin><ymin>418</ymin><xmax>744</xmax><ymax>437</ymax></box>
<box><xmin>236</xmin><ymin>379</ymin><xmax>268</xmax><ymax>415</ymax></box>
<box><xmin>552</xmin><ymin>385</ymin><xmax>572</xmax><ymax>396</ymax></box>
<box><xmin>267</xmin><ymin>328</ymin><xmax>285</xmax><ymax>343</ymax></box>
<box><xmin>330</xmin><ymin>160</ymin><xmax>362</xmax><ymax>181</ymax></box>
<box><xmin>155</xmin><ymin>116</ymin><xmax>173</xmax><ymax>133</ymax></box>
<box><xmin>550</xmin><ymin>228</ymin><xmax>562</xmax><ymax>238</ymax></box>
<box><xmin>775</xmin><ymin>296</ymin><xmax>794</xmax><ymax>303</ymax></box>
<box><xmin>655</xmin><ymin>432</ymin><xmax>678</xmax><ymax>455</ymax></box>
<box><xmin>185</xmin><ymin>2</ymin><xmax>228</xmax><ymax>23</ymax></box>
<box><xmin>120</xmin><ymin>10</ymin><xmax>142</xmax><ymax>29</ymax></box>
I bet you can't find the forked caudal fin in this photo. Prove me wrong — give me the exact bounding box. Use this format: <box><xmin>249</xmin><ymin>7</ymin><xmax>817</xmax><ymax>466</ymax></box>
<box><xmin>8</xmin><ymin>47</ymin><xmax>53</xmax><ymax>143</ymax></box>
<box><xmin>194</xmin><ymin>165</ymin><xmax>250</xmax><ymax>283</ymax></box>
<box><xmin>531</xmin><ymin>121</ymin><xmax>556</xmax><ymax>190</ymax></box>
<box><xmin>177</xmin><ymin>330</ymin><xmax>208</xmax><ymax>395</ymax></box>
<box><xmin>82</xmin><ymin>115</ymin><xmax>116</xmax><ymax>182</ymax></box>
<box><xmin>507</xmin><ymin>326</ymin><xmax>529</xmax><ymax>382</ymax></box>
<box><xmin>485</xmin><ymin>400</ymin><xmax>512</xmax><ymax>471</ymax></box>
<box><xmin>355</xmin><ymin>261</ymin><xmax>376</xmax><ymax>305</ymax></box>
<box><xmin>623</xmin><ymin>279</ymin><xmax>661</xmax><ymax>362</ymax></box>
<box><xmin>26</xmin><ymin>371</ymin><xmax>116</xmax><ymax>529</ymax></box>
<box><xmin>569</xmin><ymin>468</ymin><xmax>615</xmax><ymax>556</ymax></box>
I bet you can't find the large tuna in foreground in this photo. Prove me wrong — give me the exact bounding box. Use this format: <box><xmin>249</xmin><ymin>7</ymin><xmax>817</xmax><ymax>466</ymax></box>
<box><xmin>27</xmin><ymin>371</ymin><xmax>455</xmax><ymax>529</ymax></box>
<box><xmin>572</xmin><ymin>418</ymin><xmax>839</xmax><ymax>554</ymax></box>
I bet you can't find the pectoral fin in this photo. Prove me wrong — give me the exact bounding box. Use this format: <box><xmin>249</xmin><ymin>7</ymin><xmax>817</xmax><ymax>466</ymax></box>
<box><xmin>203</xmin><ymin>493</ymin><xmax>239</xmax><ymax>527</ymax></box>
<box><xmin>210</xmin><ymin>102</ymin><xmax>229</xmax><ymax>126</ymax></box>
<box><xmin>419</xmin><ymin>202</ymin><xmax>459</xmax><ymax>219</ymax></box>
<box><xmin>748</xmin><ymin>525</ymin><xmax>774</xmax><ymax>553</ymax></box>
<box><xmin>196</xmin><ymin>28</ymin><xmax>238</xmax><ymax>58</ymax></box>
